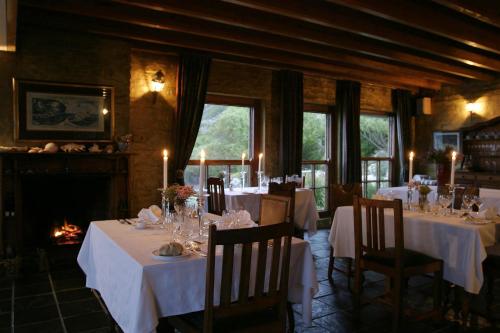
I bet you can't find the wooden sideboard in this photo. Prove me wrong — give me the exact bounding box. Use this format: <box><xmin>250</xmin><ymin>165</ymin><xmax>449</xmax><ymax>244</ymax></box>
<box><xmin>458</xmin><ymin>116</ymin><xmax>500</xmax><ymax>189</ymax></box>
<box><xmin>0</xmin><ymin>152</ymin><xmax>129</xmax><ymax>255</ymax></box>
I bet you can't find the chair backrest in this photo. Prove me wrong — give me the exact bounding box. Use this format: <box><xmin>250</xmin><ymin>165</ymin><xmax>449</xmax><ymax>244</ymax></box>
<box><xmin>207</xmin><ymin>177</ymin><xmax>226</xmax><ymax>215</ymax></box>
<box><xmin>331</xmin><ymin>183</ymin><xmax>362</xmax><ymax>213</ymax></box>
<box><xmin>268</xmin><ymin>182</ymin><xmax>296</xmax><ymax>224</ymax></box>
<box><xmin>204</xmin><ymin>223</ymin><xmax>294</xmax><ymax>333</ymax></box>
<box><xmin>259</xmin><ymin>194</ymin><xmax>290</xmax><ymax>226</ymax></box>
<box><xmin>353</xmin><ymin>196</ymin><xmax>404</xmax><ymax>268</ymax></box>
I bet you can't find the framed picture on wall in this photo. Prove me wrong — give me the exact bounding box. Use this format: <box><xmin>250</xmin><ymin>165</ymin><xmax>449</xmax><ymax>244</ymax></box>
<box><xmin>433</xmin><ymin>131</ymin><xmax>461</xmax><ymax>152</ymax></box>
<box><xmin>13</xmin><ymin>79</ymin><xmax>114</xmax><ymax>142</ymax></box>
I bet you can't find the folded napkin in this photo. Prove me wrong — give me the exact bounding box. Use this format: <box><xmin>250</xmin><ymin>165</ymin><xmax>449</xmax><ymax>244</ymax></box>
<box><xmin>138</xmin><ymin>205</ymin><xmax>162</xmax><ymax>223</ymax></box>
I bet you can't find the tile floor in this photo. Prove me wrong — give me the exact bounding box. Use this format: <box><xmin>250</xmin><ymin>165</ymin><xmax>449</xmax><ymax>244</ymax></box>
<box><xmin>0</xmin><ymin>229</ymin><xmax>498</xmax><ymax>332</ymax></box>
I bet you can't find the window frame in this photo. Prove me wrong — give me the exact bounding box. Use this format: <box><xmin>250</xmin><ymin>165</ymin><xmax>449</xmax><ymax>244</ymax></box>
<box><xmin>360</xmin><ymin>111</ymin><xmax>395</xmax><ymax>198</ymax></box>
<box><xmin>303</xmin><ymin>103</ymin><xmax>334</xmax><ymax>216</ymax></box>
<box><xmin>187</xmin><ymin>94</ymin><xmax>262</xmax><ymax>186</ymax></box>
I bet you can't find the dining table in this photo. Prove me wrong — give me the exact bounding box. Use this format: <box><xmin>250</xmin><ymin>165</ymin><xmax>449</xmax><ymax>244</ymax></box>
<box><xmin>77</xmin><ymin>216</ymin><xmax>319</xmax><ymax>333</ymax></box>
<box><xmin>329</xmin><ymin>206</ymin><xmax>498</xmax><ymax>294</ymax></box>
<box><xmin>376</xmin><ymin>186</ymin><xmax>500</xmax><ymax>210</ymax></box>
<box><xmin>224</xmin><ymin>186</ymin><xmax>319</xmax><ymax>236</ymax></box>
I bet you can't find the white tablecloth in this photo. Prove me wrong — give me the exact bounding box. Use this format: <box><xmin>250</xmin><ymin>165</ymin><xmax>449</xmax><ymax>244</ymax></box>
<box><xmin>377</xmin><ymin>186</ymin><xmax>500</xmax><ymax>210</ymax></box>
<box><xmin>78</xmin><ymin>220</ymin><xmax>318</xmax><ymax>333</ymax></box>
<box><xmin>225</xmin><ymin>187</ymin><xmax>319</xmax><ymax>235</ymax></box>
<box><xmin>329</xmin><ymin>206</ymin><xmax>497</xmax><ymax>294</ymax></box>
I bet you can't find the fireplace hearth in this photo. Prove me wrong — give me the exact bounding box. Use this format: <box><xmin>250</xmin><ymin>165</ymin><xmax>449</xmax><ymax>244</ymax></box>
<box><xmin>0</xmin><ymin>152</ymin><xmax>129</xmax><ymax>257</ymax></box>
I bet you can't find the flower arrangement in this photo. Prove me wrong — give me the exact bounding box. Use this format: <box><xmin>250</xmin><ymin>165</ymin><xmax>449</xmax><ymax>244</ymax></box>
<box><xmin>418</xmin><ymin>185</ymin><xmax>431</xmax><ymax>196</ymax></box>
<box><xmin>426</xmin><ymin>146</ymin><xmax>454</xmax><ymax>164</ymax></box>
<box><xmin>165</xmin><ymin>184</ymin><xmax>196</xmax><ymax>205</ymax></box>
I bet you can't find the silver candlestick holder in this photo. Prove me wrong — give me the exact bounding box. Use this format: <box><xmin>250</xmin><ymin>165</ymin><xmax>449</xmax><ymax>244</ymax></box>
<box><xmin>240</xmin><ymin>171</ymin><xmax>246</xmax><ymax>191</ymax></box>
<box><xmin>449</xmin><ymin>184</ymin><xmax>456</xmax><ymax>214</ymax></box>
<box><xmin>257</xmin><ymin>171</ymin><xmax>263</xmax><ymax>192</ymax></box>
<box><xmin>406</xmin><ymin>185</ymin><xmax>414</xmax><ymax>210</ymax></box>
<box><xmin>196</xmin><ymin>193</ymin><xmax>209</xmax><ymax>238</ymax></box>
<box><xmin>158</xmin><ymin>188</ymin><xmax>170</xmax><ymax>219</ymax></box>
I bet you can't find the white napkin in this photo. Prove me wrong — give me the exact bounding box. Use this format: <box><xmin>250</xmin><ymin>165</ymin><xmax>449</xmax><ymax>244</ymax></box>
<box><xmin>138</xmin><ymin>205</ymin><xmax>162</xmax><ymax>223</ymax></box>
<box><xmin>236</xmin><ymin>210</ymin><xmax>252</xmax><ymax>225</ymax></box>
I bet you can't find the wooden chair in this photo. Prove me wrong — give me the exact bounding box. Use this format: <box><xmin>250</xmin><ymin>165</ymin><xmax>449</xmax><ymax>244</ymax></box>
<box><xmin>268</xmin><ymin>182</ymin><xmax>301</xmax><ymax>238</ymax></box>
<box><xmin>207</xmin><ymin>177</ymin><xmax>226</xmax><ymax>215</ymax></box>
<box><xmin>352</xmin><ymin>196</ymin><xmax>443</xmax><ymax>333</ymax></box>
<box><xmin>484</xmin><ymin>244</ymin><xmax>500</xmax><ymax>323</ymax></box>
<box><xmin>328</xmin><ymin>183</ymin><xmax>362</xmax><ymax>288</ymax></box>
<box><xmin>259</xmin><ymin>194</ymin><xmax>290</xmax><ymax>226</ymax></box>
<box><xmin>167</xmin><ymin>222</ymin><xmax>294</xmax><ymax>333</ymax></box>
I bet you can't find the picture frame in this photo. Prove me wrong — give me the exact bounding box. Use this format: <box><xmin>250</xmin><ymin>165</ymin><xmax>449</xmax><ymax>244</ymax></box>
<box><xmin>13</xmin><ymin>79</ymin><xmax>114</xmax><ymax>142</ymax></box>
<box><xmin>433</xmin><ymin>131</ymin><xmax>461</xmax><ymax>152</ymax></box>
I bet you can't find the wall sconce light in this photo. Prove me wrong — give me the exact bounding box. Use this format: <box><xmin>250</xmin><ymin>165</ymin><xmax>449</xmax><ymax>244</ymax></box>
<box><xmin>151</xmin><ymin>70</ymin><xmax>165</xmax><ymax>104</ymax></box>
<box><xmin>465</xmin><ymin>102</ymin><xmax>480</xmax><ymax>122</ymax></box>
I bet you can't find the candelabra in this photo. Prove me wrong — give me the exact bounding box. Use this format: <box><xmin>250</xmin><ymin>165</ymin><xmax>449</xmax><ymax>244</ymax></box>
<box><xmin>196</xmin><ymin>193</ymin><xmax>209</xmax><ymax>239</ymax></box>
<box><xmin>449</xmin><ymin>184</ymin><xmax>456</xmax><ymax>214</ymax></box>
<box><xmin>240</xmin><ymin>171</ymin><xmax>246</xmax><ymax>191</ymax></box>
<box><xmin>406</xmin><ymin>185</ymin><xmax>414</xmax><ymax>211</ymax></box>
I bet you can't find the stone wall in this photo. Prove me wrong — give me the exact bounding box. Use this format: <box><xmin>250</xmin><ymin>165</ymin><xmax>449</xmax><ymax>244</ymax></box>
<box><xmin>415</xmin><ymin>80</ymin><xmax>500</xmax><ymax>175</ymax></box>
<box><xmin>129</xmin><ymin>51</ymin><xmax>178</xmax><ymax>214</ymax></box>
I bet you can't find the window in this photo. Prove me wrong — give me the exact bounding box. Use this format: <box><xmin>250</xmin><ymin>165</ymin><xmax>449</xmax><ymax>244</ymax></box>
<box><xmin>360</xmin><ymin>114</ymin><xmax>393</xmax><ymax>198</ymax></box>
<box><xmin>302</xmin><ymin>108</ymin><xmax>331</xmax><ymax>211</ymax></box>
<box><xmin>185</xmin><ymin>96</ymin><xmax>260</xmax><ymax>188</ymax></box>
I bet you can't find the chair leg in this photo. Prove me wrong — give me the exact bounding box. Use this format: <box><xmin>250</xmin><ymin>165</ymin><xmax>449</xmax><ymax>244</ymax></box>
<box><xmin>392</xmin><ymin>277</ymin><xmax>403</xmax><ymax>333</ymax></box>
<box><xmin>328</xmin><ymin>247</ymin><xmax>334</xmax><ymax>284</ymax></box>
<box><xmin>286</xmin><ymin>302</ymin><xmax>295</xmax><ymax>333</ymax></box>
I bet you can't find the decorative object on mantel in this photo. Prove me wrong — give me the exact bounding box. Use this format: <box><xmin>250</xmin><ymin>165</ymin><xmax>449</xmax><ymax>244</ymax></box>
<box><xmin>0</xmin><ymin>146</ymin><xmax>28</xmax><ymax>152</ymax></box>
<box><xmin>427</xmin><ymin>146</ymin><xmax>454</xmax><ymax>186</ymax></box>
<box><xmin>116</xmin><ymin>133</ymin><xmax>132</xmax><ymax>152</ymax></box>
<box><xmin>13</xmin><ymin>79</ymin><xmax>114</xmax><ymax>142</ymax></box>
<box><xmin>60</xmin><ymin>143</ymin><xmax>86</xmax><ymax>153</ymax></box>
<box><xmin>88</xmin><ymin>144</ymin><xmax>102</xmax><ymax>153</ymax></box>
<box><xmin>28</xmin><ymin>147</ymin><xmax>43</xmax><ymax>153</ymax></box>
<box><xmin>43</xmin><ymin>142</ymin><xmax>58</xmax><ymax>153</ymax></box>
<box><xmin>104</xmin><ymin>144</ymin><xmax>114</xmax><ymax>154</ymax></box>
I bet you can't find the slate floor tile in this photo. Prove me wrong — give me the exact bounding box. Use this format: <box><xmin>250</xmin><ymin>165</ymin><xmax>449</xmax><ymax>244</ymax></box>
<box><xmin>64</xmin><ymin>312</ymin><xmax>110</xmax><ymax>333</ymax></box>
<box><xmin>15</xmin><ymin>318</ymin><xmax>64</xmax><ymax>333</ymax></box>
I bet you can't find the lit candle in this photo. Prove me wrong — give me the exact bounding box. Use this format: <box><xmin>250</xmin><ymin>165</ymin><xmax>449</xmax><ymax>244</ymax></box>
<box><xmin>241</xmin><ymin>152</ymin><xmax>245</xmax><ymax>170</ymax></box>
<box><xmin>199</xmin><ymin>149</ymin><xmax>206</xmax><ymax>196</ymax></box>
<box><xmin>163</xmin><ymin>149</ymin><xmax>168</xmax><ymax>188</ymax></box>
<box><xmin>258</xmin><ymin>153</ymin><xmax>263</xmax><ymax>174</ymax></box>
<box><xmin>450</xmin><ymin>151</ymin><xmax>457</xmax><ymax>187</ymax></box>
<box><xmin>408</xmin><ymin>151</ymin><xmax>414</xmax><ymax>184</ymax></box>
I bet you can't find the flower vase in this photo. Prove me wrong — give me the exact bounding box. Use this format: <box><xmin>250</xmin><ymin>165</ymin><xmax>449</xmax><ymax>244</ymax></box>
<box><xmin>418</xmin><ymin>193</ymin><xmax>428</xmax><ymax>211</ymax></box>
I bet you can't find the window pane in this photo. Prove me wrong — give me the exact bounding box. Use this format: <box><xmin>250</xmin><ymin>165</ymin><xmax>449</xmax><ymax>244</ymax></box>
<box><xmin>314</xmin><ymin>188</ymin><xmax>327</xmax><ymax>211</ymax></box>
<box><xmin>301</xmin><ymin>164</ymin><xmax>313</xmax><ymax>188</ymax></box>
<box><xmin>363</xmin><ymin>160</ymin><xmax>377</xmax><ymax>182</ymax></box>
<box><xmin>364</xmin><ymin>182</ymin><xmax>378</xmax><ymax>199</ymax></box>
<box><xmin>190</xmin><ymin>104</ymin><xmax>251</xmax><ymax>160</ymax></box>
<box><xmin>229</xmin><ymin>165</ymin><xmax>250</xmax><ymax>188</ymax></box>
<box><xmin>302</xmin><ymin>112</ymin><xmax>327</xmax><ymax>160</ymax></box>
<box><xmin>380</xmin><ymin>160</ymin><xmax>390</xmax><ymax>180</ymax></box>
<box><xmin>315</xmin><ymin>164</ymin><xmax>327</xmax><ymax>188</ymax></box>
<box><xmin>184</xmin><ymin>165</ymin><xmax>199</xmax><ymax>187</ymax></box>
<box><xmin>208</xmin><ymin>165</ymin><xmax>229</xmax><ymax>186</ymax></box>
<box><xmin>360</xmin><ymin>115</ymin><xmax>390</xmax><ymax>157</ymax></box>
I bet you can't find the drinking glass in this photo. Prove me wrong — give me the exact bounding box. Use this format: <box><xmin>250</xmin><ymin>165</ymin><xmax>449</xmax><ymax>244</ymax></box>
<box><xmin>462</xmin><ymin>194</ymin><xmax>473</xmax><ymax>215</ymax></box>
<box><xmin>472</xmin><ymin>195</ymin><xmax>483</xmax><ymax>212</ymax></box>
<box><xmin>438</xmin><ymin>194</ymin><xmax>452</xmax><ymax>215</ymax></box>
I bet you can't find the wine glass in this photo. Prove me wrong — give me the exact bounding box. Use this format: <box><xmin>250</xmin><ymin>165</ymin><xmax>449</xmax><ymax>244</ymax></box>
<box><xmin>472</xmin><ymin>195</ymin><xmax>483</xmax><ymax>212</ymax></box>
<box><xmin>438</xmin><ymin>194</ymin><xmax>452</xmax><ymax>215</ymax></box>
<box><xmin>462</xmin><ymin>194</ymin><xmax>473</xmax><ymax>215</ymax></box>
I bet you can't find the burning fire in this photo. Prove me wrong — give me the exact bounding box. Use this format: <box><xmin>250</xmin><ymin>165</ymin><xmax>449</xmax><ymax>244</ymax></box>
<box><xmin>52</xmin><ymin>218</ymin><xmax>83</xmax><ymax>245</ymax></box>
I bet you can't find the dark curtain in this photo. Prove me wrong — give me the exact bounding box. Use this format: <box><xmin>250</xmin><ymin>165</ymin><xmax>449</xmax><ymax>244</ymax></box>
<box><xmin>172</xmin><ymin>53</ymin><xmax>211</xmax><ymax>185</ymax></box>
<box><xmin>279</xmin><ymin>70</ymin><xmax>304</xmax><ymax>176</ymax></box>
<box><xmin>392</xmin><ymin>89</ymin><xmax>415</xmax><ymax>186</ymax></box>
<box><xmin>336</xmin><ymin>80</ymin><xmax>361</xmax><ymax>184</ymax></box>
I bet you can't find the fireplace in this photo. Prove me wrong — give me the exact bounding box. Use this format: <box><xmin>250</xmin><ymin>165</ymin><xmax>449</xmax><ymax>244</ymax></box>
<box><xmin>21</xmin><ymin>174</ymin><xmax>112</xmax><ymax>248</ymax></box>
<box><xmin>0</xmin><ymin>153</ymin><xmax>129</xmax><ymax>256</ymax></box>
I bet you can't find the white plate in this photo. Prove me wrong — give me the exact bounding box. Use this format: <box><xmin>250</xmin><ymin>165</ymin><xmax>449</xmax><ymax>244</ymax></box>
<box><xmin>151</xmin><ymin>249</ymin><xmax>192</xmax><ymax>261</ymax></box>
<box><xmin>462</xmin><ymin>217</ymin><xmax>492</xmax><ymax>225</ymax></box>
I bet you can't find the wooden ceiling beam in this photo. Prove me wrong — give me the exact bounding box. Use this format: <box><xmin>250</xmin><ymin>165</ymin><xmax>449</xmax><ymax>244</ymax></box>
<box><xmin>19</xmin><ymin>0</ymin><xmax>470</xmax><ymax>84</ymax></box>
<box><xmin>328</xmin><ymin>0</ymin><xmax>500</xmax><ymax>54</ymax></box>
<box><xmin>220</xmin><ymin>0</ymin><xmax>500</xmax><ymax>71</ymax></box>
<box><xmin>19</xmin><ymin>9</ymin><xmax>443</xmax><ymax>90</ymax></box>
<box><xmin>431</xmin><ymin>0</ymin><xmax>500</xmax><ymax>30</ymax></box>
<box><xmin>106</xmin><ymin>0</ymin><xmax>500</xmax><ymax>77</ymax></box>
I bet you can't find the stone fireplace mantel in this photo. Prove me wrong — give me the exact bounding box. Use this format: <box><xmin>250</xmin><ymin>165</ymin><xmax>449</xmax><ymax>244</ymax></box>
<box><xmin>0</xmin><ymin>152</ymin><xmax>129</xmax><ymax>255</ymax></box>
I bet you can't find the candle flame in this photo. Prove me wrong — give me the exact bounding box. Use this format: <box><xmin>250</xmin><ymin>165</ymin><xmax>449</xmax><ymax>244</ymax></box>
<box><xmin>409</xmin><ymin>151</ymin><xmax>414</xmax><ymax>159</ymax></box>
<box><xmin>163</xmin><ymin>149</ymin><xmax>168</xmax><ymax>159</ymax></box>
<box><xmin>200</xmin><ymin>149</ymin><xmax>206</xmax><ymax>161</ymax></box>
<box><xmin>452</xmin><ymin>151</ymin><xmax>457</xmax><ymax>160</ymax></box>
<box><xmin>242</xmin><ymin>152</ymin><xmax>245</xmax><ymax>160</ymax></box>
<box><xmin>259</xmin><ymin>153</ymin><xmax>263</xmax><ymax>159</ymax></box>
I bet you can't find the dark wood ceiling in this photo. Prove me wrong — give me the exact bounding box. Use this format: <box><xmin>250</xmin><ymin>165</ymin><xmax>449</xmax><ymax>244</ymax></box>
<box><xmin>17</xmin><ymin>0</ymin><xmax>500</xmax><ymax>91</ymax></box>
